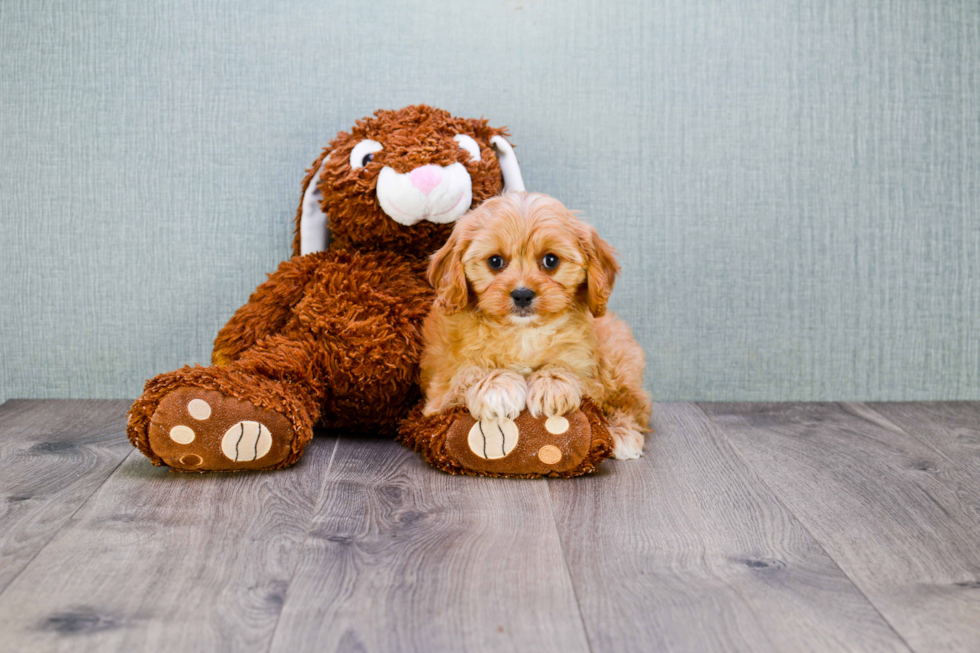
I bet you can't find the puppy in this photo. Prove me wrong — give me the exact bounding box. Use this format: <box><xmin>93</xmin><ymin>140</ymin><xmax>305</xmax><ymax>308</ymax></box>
<box><xmin>420</xmin><ymin>192</ymin><xmax>651</xmax><ymax>459</ymax></box>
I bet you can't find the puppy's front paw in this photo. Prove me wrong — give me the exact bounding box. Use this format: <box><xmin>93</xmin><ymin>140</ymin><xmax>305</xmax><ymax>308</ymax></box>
<box><xmin>609</xmin><ymin>423</ymin><xmax>645</xmax><ymax>460</ymax></box>
<box><xmin>465</xmin><ymin>370</ymin><xmax>527</xmax><ymax>422</ymax></box>
<box><xmin>526</xmin><ymin>369</ymin><xmax>582</xmax><ymax>418</ymax></box>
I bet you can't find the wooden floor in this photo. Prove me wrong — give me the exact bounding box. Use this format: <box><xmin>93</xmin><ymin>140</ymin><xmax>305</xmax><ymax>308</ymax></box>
<box><xmin>0</xmin><ymin>401</ymin><xmax>979</xmax><ymax>652</ymax></box>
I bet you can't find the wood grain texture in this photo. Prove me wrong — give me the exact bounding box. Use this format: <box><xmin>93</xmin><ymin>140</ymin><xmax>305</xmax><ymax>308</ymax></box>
<box><xmin>0</xmin><ymin>400</ymin><xmax>133</xmax><ymax>594</ymax></box>
<box><xmin>549</xmin><ymin>402</ymin><xmax>910</xmax><ymax>653</ymax></box>
<box><xmin>0</xmin><ymin>428</ymin><xmax>336</xmax><ymax>652</ymax></box>
<box><xmin>5</xmin><ymin>400</ymin><xmax>980</xmax><ymax>653</ymax></box>
<box><xmin>864</xmin><ymin>402</ymin><xmax>980</xmax><ymax>526</ymax></box>
<box><xmin>268</xmin><ymin>435</ymin><xmax>591</xmax><ymax>653</ymax></box>
<box><xmin>701</xmin><ymin>402</ymin><xmax>980</xmax><ymax>653</ymax></box>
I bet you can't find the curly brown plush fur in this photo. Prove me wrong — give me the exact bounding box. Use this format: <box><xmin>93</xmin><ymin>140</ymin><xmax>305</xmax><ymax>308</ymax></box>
<box><xmin>128</xmin><ymin>105</ymin><xmax>513</xmax><ymax>472</ymax></box>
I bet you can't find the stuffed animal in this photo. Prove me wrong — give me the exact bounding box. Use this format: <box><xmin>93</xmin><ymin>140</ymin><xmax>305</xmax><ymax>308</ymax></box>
<box><xmin>127</xmin><ymin>104</ymin><xmax>613</xmax><ymax>477</ymax></box>
<box><xmin>398</xmin><ymin>398</ymin><xmax>613</xmax><ymax>478</ymax></box>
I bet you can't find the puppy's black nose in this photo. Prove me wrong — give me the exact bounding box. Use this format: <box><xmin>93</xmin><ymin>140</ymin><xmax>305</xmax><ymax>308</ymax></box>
<box><xmin>511</xmin><ymin>287</ymin><xmax>535</xmax><ymax>308</ymax></box>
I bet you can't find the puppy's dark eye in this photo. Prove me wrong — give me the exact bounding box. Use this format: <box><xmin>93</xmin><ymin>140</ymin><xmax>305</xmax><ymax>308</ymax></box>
<box><xmin>542</xmin><ymin>254</ymin><xmax>560</xmax><ymax>270</ymax></box>
<box><xmin>488</xmin><ymin>255</ymin><xmax>505</xmax><ymax>270</ymax></box>
<box><xmin>362</xmin><ymin>153</ymin><xmax>374</xmax><ymax>166</ymax></box>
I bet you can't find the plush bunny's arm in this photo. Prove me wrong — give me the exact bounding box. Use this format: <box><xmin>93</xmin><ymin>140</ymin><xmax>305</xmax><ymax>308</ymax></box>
<box><xmin>211</xmin><ymin>254</ymin><xmax>324</xmax><ymax>366</ymax></box>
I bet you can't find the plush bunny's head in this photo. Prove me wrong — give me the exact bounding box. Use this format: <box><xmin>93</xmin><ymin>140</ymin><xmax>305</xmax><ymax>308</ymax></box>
<box><xmin>294</xmin><ymin>105</ymin><xmax>524</xmax><ymax>257</ymax></box>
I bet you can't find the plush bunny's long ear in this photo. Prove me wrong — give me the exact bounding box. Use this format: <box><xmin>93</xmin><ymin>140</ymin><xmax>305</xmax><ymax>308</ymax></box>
<box><xmin>490</xmin><ymin>136</ymin><xmax>525</xmax><ymax>193</ymax></box>
<box><xmin>298</xmin><ymin>157</ymin><xmax>329</xmax><ymax>256</ymax></box>
<box><xmin>291</xmin><ymin>150</ymin><xmax>331</xmax><ymax>257</ymax></box>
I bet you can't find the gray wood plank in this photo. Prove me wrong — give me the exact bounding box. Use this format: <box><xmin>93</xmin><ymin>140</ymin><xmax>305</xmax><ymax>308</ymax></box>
<box><xmin>0</xmin><ymin>428</ymin><xmax>336</xmax><ymax>652</ymax></box>
<box><xmin>0</xmin><ymin>400</ymin><xmax>133</xmax><ymax>594</ymax></box>
<box><xmin>700</xmin><ymin>402</ymin><xmax>980</xmax><ymax>653</ymax></box>
<box><xmin>269</xmin><ymin>435</ymin><xmax>591</xmax><ymax>653</ymax></box>
<box><xmin>549</xmin><ymin>402</ymin><xmax>910</xmax><ymax>653</ymax></box>
<box><xmin>864</xmin><ymin>402</ymin><xmax>980</xmax><ymax>526</ymax></box>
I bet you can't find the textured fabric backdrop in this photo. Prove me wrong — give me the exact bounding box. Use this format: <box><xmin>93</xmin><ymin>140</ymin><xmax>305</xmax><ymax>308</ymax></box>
<box><xmin>1</xmin><ymin>0</ymin><xmax>978</xmax><ymax>403</ymax></box>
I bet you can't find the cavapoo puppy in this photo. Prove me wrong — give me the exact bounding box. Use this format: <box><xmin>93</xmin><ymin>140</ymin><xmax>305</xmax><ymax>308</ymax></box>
<box><xmin>420</xmin><ymin>191</ymin><xmax>651</xmax><ymax>459</ymax></box>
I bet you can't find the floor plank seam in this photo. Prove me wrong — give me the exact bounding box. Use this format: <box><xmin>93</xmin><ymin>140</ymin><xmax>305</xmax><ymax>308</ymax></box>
<box><xmin>264</xmin><ymin>436</ymin><xmax>342</xmax><ymax>653</ymax></box>
<box><xmin>692</xmin><ymin>402</ymin><xmax>918</xmax><ymax>653</ymax></box>
<box><xmin>0</xmin><ymin>447</ymin><xmax>136</xmax><ymax>598</ymax></box>
<box><xmin>545</xmin><ymin>480</ymin><xmax>596</xmax><ymax>653</ymax></box>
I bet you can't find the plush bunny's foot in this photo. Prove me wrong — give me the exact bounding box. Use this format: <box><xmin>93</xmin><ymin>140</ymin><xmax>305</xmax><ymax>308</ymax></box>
<box><xmin>128</xmin><ymin>365</ymin><xmax>319</xmax><ymax>472</ymax></box>
<box><xmin>143</xmin><ymin>388</ymin><xmax>300</xmax><ymax>472</ymax></box>
<box><xmin>399</xmin><ymin>397</ymin><xmax>614</xmax><ymax>478</ymax></box>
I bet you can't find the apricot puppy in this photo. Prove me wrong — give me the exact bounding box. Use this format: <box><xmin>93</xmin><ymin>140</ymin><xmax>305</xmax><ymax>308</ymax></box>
<box><xmin>420</xmin><ymin>192</ymin><xmax>651</xmax><ymax>459</ymax></box>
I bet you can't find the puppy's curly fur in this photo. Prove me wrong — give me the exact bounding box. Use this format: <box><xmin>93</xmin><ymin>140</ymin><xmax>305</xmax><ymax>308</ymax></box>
<box><xmin>420</xmin><ymin>192</ymin><xmax>651</xmax><ymax>459</ymax></box>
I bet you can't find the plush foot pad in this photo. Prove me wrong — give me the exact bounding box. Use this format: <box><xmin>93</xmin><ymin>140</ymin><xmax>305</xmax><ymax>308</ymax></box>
<box><xmin>147</xmin><ymin>388</ymin><xmax>297</xmax><ymax>472</ymax></box>
<box><xmin>399</xmin><ymin>397</ymin><xmax>614</xmax><ymax>478</ymax></box>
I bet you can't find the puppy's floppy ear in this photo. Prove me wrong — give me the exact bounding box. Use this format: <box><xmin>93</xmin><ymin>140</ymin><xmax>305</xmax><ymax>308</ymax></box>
<box><xmin>580</xmin><ymin>224</ymin><xmax>620</xmax><ymax>317</ymax></box>
<box><xmin>427</xmin><ymin>227</ymin><xmax>470</xmax><ymax>314</ymax></box>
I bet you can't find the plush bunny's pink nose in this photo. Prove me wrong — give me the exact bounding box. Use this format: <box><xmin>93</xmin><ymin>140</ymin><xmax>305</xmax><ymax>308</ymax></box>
<box><xmin>408</xmin><ymin>165</ymin><xmax>443</xmax><ymax>195</ymax></box>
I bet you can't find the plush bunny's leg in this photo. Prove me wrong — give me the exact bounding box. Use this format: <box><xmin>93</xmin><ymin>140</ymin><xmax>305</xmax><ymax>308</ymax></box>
<box><xmin>128</xmin><ymin>334</ymin><xmax>326</xmax><ymax>472</ymax></box>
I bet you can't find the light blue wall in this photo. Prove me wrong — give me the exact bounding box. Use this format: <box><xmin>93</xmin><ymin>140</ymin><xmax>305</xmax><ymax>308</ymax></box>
<box><xmin>2</xmin><ymin>0</ymin><xmax>978</xmax><ymax>403</ymax></box>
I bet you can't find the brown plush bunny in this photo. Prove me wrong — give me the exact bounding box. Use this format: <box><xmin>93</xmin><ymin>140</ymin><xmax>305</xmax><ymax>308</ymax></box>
<box><xmin>128</xmin><ymin>104</ymin><xmax>612</xmax><ymax>476</ymax></box>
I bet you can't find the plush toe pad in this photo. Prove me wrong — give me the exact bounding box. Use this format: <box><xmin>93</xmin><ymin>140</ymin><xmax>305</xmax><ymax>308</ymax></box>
<box><xmin>467</xmin><ymin>419</ymin><xmax>520</xmax><ymax>460</ymax></box>
<box><xmin>148</xmin><ymin>388</ymin><xmax>295</xmax><ymax>472</ymax></box>
<box><xmin>442</xmin><ymin>409</ymin><xmax>595</xmax><ymax>475</ymax></box>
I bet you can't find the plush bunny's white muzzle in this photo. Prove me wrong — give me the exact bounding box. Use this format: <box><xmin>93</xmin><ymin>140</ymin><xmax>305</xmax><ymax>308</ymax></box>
<box><xmin>377</xmin><ymin>163</ymin><xmax>473</xmax><ymax>226</ymax></box>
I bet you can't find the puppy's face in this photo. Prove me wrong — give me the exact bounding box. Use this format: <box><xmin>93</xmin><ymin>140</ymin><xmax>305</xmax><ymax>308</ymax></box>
<box><xmin>463</xmin><ymin>203</ymin><xmax>586</xmax><ymax>323</ymax></box>
<box><xmin>428</xmin><ymin>193</ymin><xmax>620</xmax><ymax>323</ymax></box>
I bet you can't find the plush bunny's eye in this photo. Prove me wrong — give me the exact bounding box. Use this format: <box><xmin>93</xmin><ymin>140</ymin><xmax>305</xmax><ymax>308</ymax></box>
<box><xmin>454</xmin><ymin>134</ymin><xmax>481</xmax><ymax>162</ymax></box>
<box><xmin>350</xmin><ymin>139</ymin><xmax>383</xmax><ymax>169</ymax></box>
